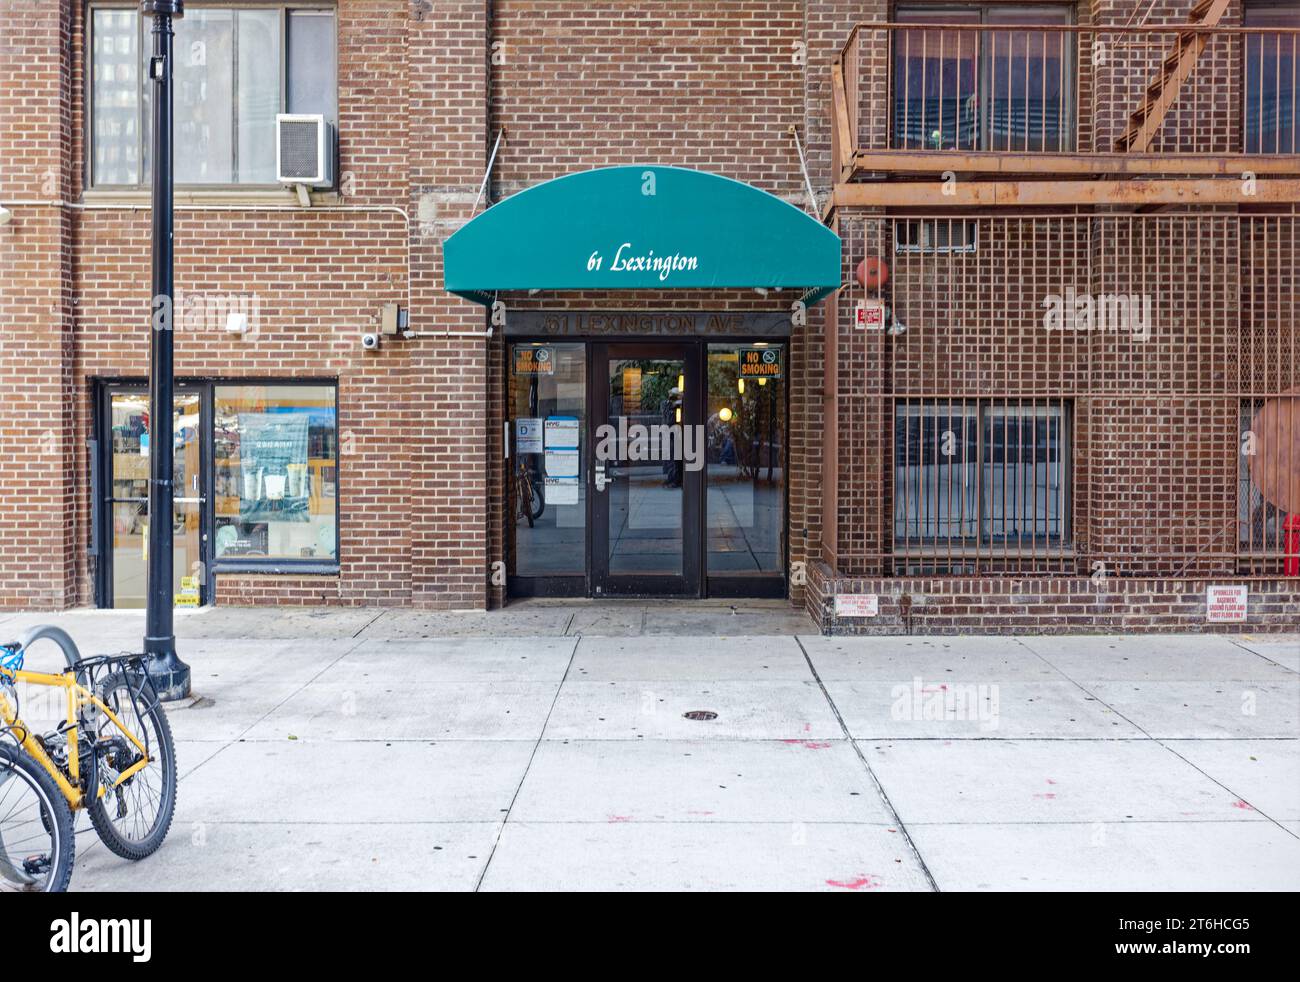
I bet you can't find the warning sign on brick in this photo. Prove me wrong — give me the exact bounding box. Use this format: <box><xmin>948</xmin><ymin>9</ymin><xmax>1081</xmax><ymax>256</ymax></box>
<box><xmin>835</xmin><ymin>593</ymin><xmax>879</xmax><ymax>617</ymax></box>
<box><xmin>1205</xmin><ymin>584</ymin><xmax>1248</xmax><ymax>623</ymax></box>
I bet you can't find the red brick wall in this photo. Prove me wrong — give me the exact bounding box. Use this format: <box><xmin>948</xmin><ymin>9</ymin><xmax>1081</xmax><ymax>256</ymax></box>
<box><xmin>809</xmin><ymin>562</ymin><xmax>1300</xmax><ymax>634</ymax></box>
<box><xmin>0</xmin><ymin>0</ymin><xmax>78</xmax><ymax>608</ymax></box>
<box><xmin>1</xmin><ymin>0</ymin><xmax>1296</xmax><ymax>632</ymax></box>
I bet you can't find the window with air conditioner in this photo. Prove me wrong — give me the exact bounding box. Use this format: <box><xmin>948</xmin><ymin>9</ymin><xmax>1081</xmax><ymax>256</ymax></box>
<box><xmin>89</xmin><ymin>3</ymin><xmax>337</xmax><ymax>188</ymax></box>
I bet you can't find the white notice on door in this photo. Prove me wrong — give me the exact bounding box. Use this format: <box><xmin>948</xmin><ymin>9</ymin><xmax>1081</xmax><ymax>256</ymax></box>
<box><xmin>544</xmin><ymin>450</ymin><xmax>579</xmax><ymax>479</ymax></box>
<box><xmin>545</xmin><ymin>477</ymin><xmax>579</xmax><ymax>505</ymax></box>
<box><xmin>515</xmin><ymin>418</ymin><xmax>543</xmax><ymax>454</ymax></box>
<box><xmin>545</xmin><ymin>416</ymin><xmax>580</xmax><ymax>450</ymax></box>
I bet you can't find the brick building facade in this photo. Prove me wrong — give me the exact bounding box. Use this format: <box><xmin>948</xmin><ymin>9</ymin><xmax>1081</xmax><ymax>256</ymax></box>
<box><xmin>0</xmin><ymin>0</ymin><xmax>1296</xmax><ymax>632</ymax></box>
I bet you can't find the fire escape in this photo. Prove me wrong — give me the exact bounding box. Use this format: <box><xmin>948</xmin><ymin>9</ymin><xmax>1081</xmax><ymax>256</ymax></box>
<box><xmin>820</xmin><ymin>2</ymin><xmax>1299</xmax><ymax>579</ymax></box>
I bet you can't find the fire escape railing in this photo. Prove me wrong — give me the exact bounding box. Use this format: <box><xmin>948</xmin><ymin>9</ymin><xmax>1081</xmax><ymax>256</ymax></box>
<box><xmin>832</xmin><ymin>22</ymin><xmax>1300</xmax><ymax>176</ymax></box>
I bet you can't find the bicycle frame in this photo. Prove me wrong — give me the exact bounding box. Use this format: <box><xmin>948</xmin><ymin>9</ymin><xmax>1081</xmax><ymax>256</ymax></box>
<box><xmin>0</xmin><ymin>670</ymin><xmax>151</xmax><ymax>810</ymax></box>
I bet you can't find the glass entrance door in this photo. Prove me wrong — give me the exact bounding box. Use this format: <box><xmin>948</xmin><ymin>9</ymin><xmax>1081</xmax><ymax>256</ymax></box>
<box><xmin>103</xmin><ymin>387</ymin><xmax>208</xmax><ymax>608</ymax></box>
<box><xmin>591</xmin><ymin>343</ymin><xmax>702</xmax><ymax>596</ymax></box>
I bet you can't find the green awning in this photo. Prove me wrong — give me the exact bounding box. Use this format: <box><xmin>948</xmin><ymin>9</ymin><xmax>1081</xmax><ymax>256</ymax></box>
<box><xmin>443</xmin><ymin>166</ymin><xmax>841</xmax><ymax>306</ymax></box>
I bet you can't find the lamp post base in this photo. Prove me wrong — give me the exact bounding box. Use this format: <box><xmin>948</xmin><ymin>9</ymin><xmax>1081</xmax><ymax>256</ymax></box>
<box><xmin>143</xmin><ymin>639</ymin><xmax>191</xmax><ymax>702</ymax></box>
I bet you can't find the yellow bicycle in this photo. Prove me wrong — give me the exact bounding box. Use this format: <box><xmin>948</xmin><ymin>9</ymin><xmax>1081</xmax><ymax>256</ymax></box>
<box><xmin>0</xmin><ymin>629</ymin><xmax>177</xmax><ymax>892</ymax></box>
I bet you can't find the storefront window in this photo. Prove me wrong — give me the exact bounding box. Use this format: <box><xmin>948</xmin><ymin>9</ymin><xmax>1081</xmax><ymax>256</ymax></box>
<box><xmin>213</xmin><ymin>384</ymin><xmax>338</xmax><ymax>563</ymax></box>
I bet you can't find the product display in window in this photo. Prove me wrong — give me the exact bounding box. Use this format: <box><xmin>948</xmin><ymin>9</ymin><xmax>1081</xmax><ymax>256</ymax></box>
<box><xmin>214</xmin><ymin>385</ymin><xmax>338</xmax><ymax>561</ymax></box>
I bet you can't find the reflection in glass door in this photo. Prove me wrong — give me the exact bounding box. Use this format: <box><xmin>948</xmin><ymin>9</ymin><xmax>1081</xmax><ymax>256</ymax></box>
<box><xmin>591</xmin><ymin>343</ymin><xmax>701</xmax><ymax>596</ymax></box>
<box><xmin>705</xmin><ymin>344</ymin><xmax>786</xmax><ymax>590</ymax></box>
<box><xmin>104</xmin><ymin>388</ymin><xmax>207</xmax><ymax>608</ymax></box>
<box><xmin>507</xmin><ymin>343</ymin><xmax>587</xmax><ymax>596</ymax></box>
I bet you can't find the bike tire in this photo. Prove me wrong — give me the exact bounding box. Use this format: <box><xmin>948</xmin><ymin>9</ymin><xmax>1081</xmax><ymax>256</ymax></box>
<box><xmin>528</xmin><ymin>479</ymin><xmax>545</xmax><ymax>522</ymax></box>
<box><xmin>0</xmin><ymin>744</ymin><xmax>75</xmax><ymax>892</ymax></box>
<box><xmin>86</xmin><ymin>671</ymin><xmax>177</xmax><ymax>862</ymax></box>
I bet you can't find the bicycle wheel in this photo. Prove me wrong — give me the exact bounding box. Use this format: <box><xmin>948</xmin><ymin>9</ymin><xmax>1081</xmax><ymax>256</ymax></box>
<box><xmin>86</xmin><ymin>671</ymin><xmax>177</xmax><ymax>861</ymax></box>
<box><xmin>526</xmin><ymin>475</ymin><xmax>545</xmax><ymax>522</ymax></box>
<box><xmin>0</xmin><ymin>744</ymin><xmax>75</xmax><ymax>892</ymax></box>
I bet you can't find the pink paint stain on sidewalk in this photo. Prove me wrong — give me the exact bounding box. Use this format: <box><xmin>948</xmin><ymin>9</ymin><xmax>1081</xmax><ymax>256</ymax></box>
<box><xmin>1231</xmin><ymin>800</ymin><xmax>1256</xmax><ymax>811</ymax></box>
<box><xmin>606</xmin><ymin>815</ymin><xmax>633</xmax><ymax>823</ymax></box>
<box><xmin>826</xmin><ymin>873</ymin><xmax>882</xmax><ymax>891</ymax></box>
<box><xmin>781</xmin><ymin>739</ymin><xmax>832</xmax><ymax>750</ymax></box>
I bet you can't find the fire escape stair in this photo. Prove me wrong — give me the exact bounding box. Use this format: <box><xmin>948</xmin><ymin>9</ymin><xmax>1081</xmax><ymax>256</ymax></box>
<box><xmin>1114</xmin><ymin>0</ymin><xmax>1232</xmax><ymax>152</ymax></box>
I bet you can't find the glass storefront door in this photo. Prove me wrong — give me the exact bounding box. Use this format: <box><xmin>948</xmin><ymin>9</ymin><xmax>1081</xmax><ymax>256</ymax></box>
<box><xmin>103</xmin><ymin>387</ymin><xmax>208</xmax><ymax>609</ymax></box>
<box><xmin>705</xmin><ymin>344</ymin><xmax>787</xmax><ymax>590</ymax></box>
<box><xmin>591</xmin><ymin>343</ymin><xmax>702</xmax><ymax>596</ymax></box>
<box><xmin>507</xmin><ymin>336</ymin><xmax>787</xmax><ymax>600</ymax></box>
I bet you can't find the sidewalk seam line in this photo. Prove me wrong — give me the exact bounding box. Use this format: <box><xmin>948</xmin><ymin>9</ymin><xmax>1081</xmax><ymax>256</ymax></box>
<box><xmin>794</xmin><ymin>634</ymin><xmax>941</xmax><ymax>892</ymax></box>
<box><xmin>474</xmin><ymin>634</ymin><xmax>582</xmax><ymax>891</ymax></box>
<box><xmin>1013</xmin><ymin>637</ymin><xmax>1300</xmax><ymax>843</ymax></box>
<box><xmin>1224</xmin><ymin>635</ymin><xmax>1300</xmax><ymax>676</ymax></box>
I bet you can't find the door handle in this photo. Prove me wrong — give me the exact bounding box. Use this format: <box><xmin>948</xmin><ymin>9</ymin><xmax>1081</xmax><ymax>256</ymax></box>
<box><xmin>594</xmin><ymin>464</ymin><xmax>609</xmax><ymax>492</ymax></box>
<box><xmin>174</xmin><ymin>497</ymin><xmax>206</xmax><ymax>504</ymax></box>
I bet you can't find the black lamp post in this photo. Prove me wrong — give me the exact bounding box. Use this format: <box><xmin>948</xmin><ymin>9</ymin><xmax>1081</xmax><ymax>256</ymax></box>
<box><xmin>142</xmin><ymin>0</ymin><xmax>190</xmax><ymax>701</ymax></box>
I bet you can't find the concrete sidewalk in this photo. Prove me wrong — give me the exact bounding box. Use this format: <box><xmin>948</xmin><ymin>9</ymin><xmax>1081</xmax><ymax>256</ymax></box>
<box><xmin>2</xmin><ymin>603</ymin><xmax>1297</xmax><ymax>891</ymax></box>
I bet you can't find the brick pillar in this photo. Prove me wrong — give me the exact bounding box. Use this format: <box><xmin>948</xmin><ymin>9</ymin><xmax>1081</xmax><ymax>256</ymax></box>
<box><xmin>0</xmin><ymin>0</ymin><xmax>78</xmax><ymax>608</ymax></box>
<box><xmin>407</xmin><ymin>1</ymin><xmax>490</xmax><ymax>608</ymax></box>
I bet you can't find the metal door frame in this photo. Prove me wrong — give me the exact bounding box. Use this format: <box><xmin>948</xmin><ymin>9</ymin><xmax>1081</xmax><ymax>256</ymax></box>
<box><xmin>589</xmin><ymin>341</ymin><xmax>703</xmax><ymax>597</ymax></box>
<box><xmin>94</xmin><ymin>380</ymin><xmax>212</xmax><ymax>609</ymax></box>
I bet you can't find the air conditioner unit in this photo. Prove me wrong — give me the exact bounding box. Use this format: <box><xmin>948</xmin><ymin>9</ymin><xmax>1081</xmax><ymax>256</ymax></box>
<box><xmin>276</xmin><ymin>114</ymin><xmax>334</xmax><ymax>187</ymax></box>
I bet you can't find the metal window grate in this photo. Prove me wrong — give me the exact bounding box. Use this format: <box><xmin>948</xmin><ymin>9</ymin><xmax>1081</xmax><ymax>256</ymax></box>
<box><xmin>834</xmin><ymin>212</ymin><xmax>1298</xmax><ymax>580</ymax></box>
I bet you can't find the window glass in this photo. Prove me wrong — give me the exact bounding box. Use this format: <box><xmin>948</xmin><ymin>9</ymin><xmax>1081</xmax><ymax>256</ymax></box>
<box><xmin>92</xmin><ymin>9</ymin><xmax>140</xmax><ymax>185</ymax></box>
<box><xmin>288</xmin><ymin>10</ymin><xmax>337</xmax><ymax>125</ymax></box>
<box><xmin>213</xmin><ymin>385</ymin><xmax>338</xmax><ymax>562</ymax></box>
<box><xmin>237</xmin><ymin>9</ymin><xmax>283</xmax><ymax>183</ymax></box>
<box><xmin>985</xmin><ymin>7</ymin><xmax>1071</xmax><ymax>152</ymax></box>
<box><xmin>895</xmin><ymin>218</ymin><xmax>978</xmax><ymax>253</ymax></box>
<box><xmin>1243</xmin><ymin>4</ymin><xmax>1299</xmax><ymax>154</ymax></box>
<box><xmin>893</xmin><ymin>401</ymin><xmax>1070</xmax><ymax>550</ymax></box>
<box><xmin>894</xmin><ymin>9</ymin><xmax>981</xmax><ymax>150</ymax></box>
<box><xmin>894</xmin><ymin>5</ymin><xmax>1072</xmax><ymax>151</ymax></box>
<box><xmin>90</xmin><ymin>4</ymin><xmax>336</xmax><ymax>187</ymax></box>
<box><xmin>893</xmin><ymin>404</ymin><xmax>979</xmax><ymax>542</ymax></box>
<box><xmin>509</xmin><ymin>344</ymin><xmax>586</xmax><ymax>577</ymax></box>
<box><xmin>175</xmin><ymin>9</ymin><xmax>234</xmax><ymax>184</ymax></box>
<box><xmin>605</xmin><ymin>355</ymin><xmax>686</xmax><ymax>576</ymax></box>
<box><xmin>706</xmin><ymin>345</ymin><xmax>786</xmax><ymax>575</ymax></box>
<box><xmin>981</xmin><ymin>406</ymin><xmax>1067</xmax><ymax>542</ymax></box>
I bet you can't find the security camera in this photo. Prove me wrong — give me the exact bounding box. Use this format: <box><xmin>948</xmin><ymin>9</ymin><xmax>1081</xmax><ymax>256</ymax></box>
<box><xmin>361</xmin><ymin>332</ymin><xmax>380</xmax><ymax>351</ymax></box>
